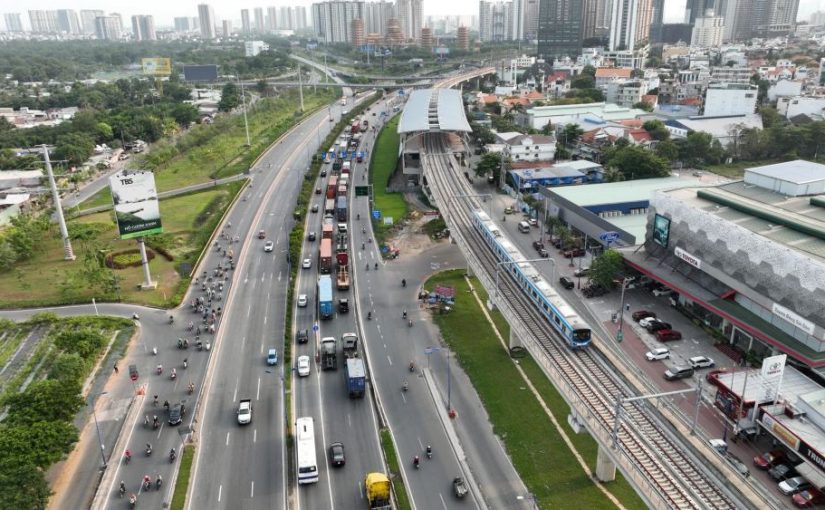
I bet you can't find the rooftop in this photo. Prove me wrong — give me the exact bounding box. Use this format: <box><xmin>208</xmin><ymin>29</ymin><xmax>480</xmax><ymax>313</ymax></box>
<box><xmin>551</xmin><ymin>176</ymin><xmax>693</xmax><ymax>208</ymax></box>
<box><xmin>512</xmin><ymin>166</ymin><xmax>584</xmax><ymax>180</ymax></box>
<box><xmin>713</xmin><ymin>365</ymin><xmax>821</xmax><ymax>405</ymax></box>
<box><xmin>746</xmin><ymin>160</ymin><xmax>825</xmax><ymax>185</ymax></box>
<box><xmin>398</xmin><ymin>88</ymin><xmax>471</xmax><ymax>134</ymax></box>
<box><xmin>595</xmin><ymin>68</ymin><xmax>633</xmax><ymax>78</ymax></box>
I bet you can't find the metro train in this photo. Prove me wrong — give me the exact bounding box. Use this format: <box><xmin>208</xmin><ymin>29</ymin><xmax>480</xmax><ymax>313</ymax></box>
<box><xmin>472</xmin><ymin>210</ymin><xmax>592</xmax><ymax>349</ymax></box>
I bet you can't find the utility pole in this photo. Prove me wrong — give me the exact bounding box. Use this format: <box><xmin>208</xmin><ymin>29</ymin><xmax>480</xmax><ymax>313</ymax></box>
<box><xmin>297</xmin><ymin>64</ymin><xmax>305</xmax><ymax>112</ymax></box>
<box><xmin>238</xmin><ymin>77</ymin><xmax>251</xmax><ymax>147</ymax></box>
<box><xmin>324</xmin><ymin>54</ymin><xmax>328</xmax><ymax>83</ymax></box>
<box><xmin>43</xmin><ymin>145</ymin><xmax>75</xmax><ymax>261</ymax></box>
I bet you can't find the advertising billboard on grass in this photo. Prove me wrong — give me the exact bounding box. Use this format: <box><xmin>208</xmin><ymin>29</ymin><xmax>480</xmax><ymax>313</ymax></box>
<box><xmin>652</xmin><ymin>213</ymin><xmax>671</xmax><ymax>248</ymax></box>
<box><xmin>183</xmin><ymin>64</ymin><xmax>219</xmax><ymax>82</ymax></box>
<box><xmin>109</xmin><ymin>170</ymin><xmax>163</xmax><ymax>240</ymax></box>
<box><xmin>141</xmin><ymin>58</ymin><xmax>172</xmax><ymax>76</ymax></box>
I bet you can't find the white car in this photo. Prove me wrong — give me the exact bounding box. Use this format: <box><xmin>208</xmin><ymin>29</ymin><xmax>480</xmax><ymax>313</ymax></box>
<box><xmin>639</xmin><ymin>316</ymin><xmax>660</xmax><ymax>328</ymax></box>
<box><xmin>297</xmin><ymin>294</ymin><xmax>308</xmax><ymax>307</ymax></box>
<box><xmin>297</xmin><ymin>355</ymin><xmax>310</xmax><ymax>377</ymax></box>
<box><xmin>264</xmin><ymin>241</ymin><xmax>274</xmax><ymax>252</ymax></box>
<box><xmin>652</xmin><ymin>286</ymin><xmax>674</xmax><ymax>297</ymax></box>
<box><xmin>645</xmin><ymin>348</ymin><xmax>670</xmax><ymax>361</ymax></box>
<box><xmin>302</xmin><ymin>258</ymin><xmax>312</xmax><ymax>269</ymax></box>
<box><xmin>689</xmin><ymin>356</ymin><xmax>715</xmax><ymax>369</ymax></box>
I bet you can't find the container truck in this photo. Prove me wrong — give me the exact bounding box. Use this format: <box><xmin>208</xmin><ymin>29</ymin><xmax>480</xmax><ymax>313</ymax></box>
<box><xmin>326</xmin><ymin>175</ymin><xmax>338</xmax><ymax>199</ymax></box>
<box><xmin>337</xmin><ymin>267</ymin><xmax>350</xmax><ymax>290</ymax></box>
<box><xmin>336</xmin><ymin>196</ymin><xmax>348</xmax><ymax>222</ymax></box>
<box><xmin>346</xmin><ymin>358</ymin><xmax>366</xmax><ymax>398</ymax></box>
<box><xmin>318</xmin><ymin>275</ymin><xmax>333</xmax><ymax>319</ymax></box>
<box><xmin>319</xmin><ymin>239</ymin><xmax>332</xmax><ymax>274</ymax></box>
<box><xmin>342</xmin><ymin>161</ymin><xmax>351</xmax><ymax>174</ymax></box>
<box><xmin>321</xmin><ymin>337</ymin><xmax>337</xmax><ymax>370</ymax></box>
<box><xmin>325</xmin><ymin>198</ymin><xmax>336</xmax><ymax>215</ymax></box>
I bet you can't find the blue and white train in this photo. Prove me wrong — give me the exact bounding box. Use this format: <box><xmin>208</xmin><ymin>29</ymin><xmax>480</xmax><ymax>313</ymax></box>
<box><xmin>472</xmin><ymin>210</ymin><xmax>592</xmax><ymax>349</ymax></box>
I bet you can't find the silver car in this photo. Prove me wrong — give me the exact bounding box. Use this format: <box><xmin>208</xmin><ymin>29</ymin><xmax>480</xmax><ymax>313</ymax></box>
<box><xmin>779</xmin><ymin>476</ymin><xmax>811</xmax><ymax>495</ymax></box>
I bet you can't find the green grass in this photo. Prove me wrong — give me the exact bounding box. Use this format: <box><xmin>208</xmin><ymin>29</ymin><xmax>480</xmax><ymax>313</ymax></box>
<box><xmin>425</xmin><ymin>270</ymin><xmax>645</xmax><ymax>510</ymax></box>
<box><xmin>703</xmin><ymin>158</ymin><xmax>785</xmax><ymax>179</ymax></box>
<box><xmin>170</xmin><ymin>444</ymin><xmax>195</xmax><ymax>510</ymax></box>
<box><xmin>380</xmin><ymin>428</ymin><xmax>410</xmax><ymax>510</ymax></box>
<box><xmin>369</xmin><ymin>115</ymin><xmax>407</xmax><ymax>240</ymax></box>
<box><xmin>81</xmin><ymin>89</ymin><xmax>335</xmax><ymax>209</ymax></box>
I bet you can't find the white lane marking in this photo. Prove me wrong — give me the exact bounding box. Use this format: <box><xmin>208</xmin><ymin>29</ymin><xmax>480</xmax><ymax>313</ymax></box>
<box><xmin>247</xmin><ymin>307</ymin><xmax>251</xmax><ymax>318</ymax></box>
<box><xmin>264</xmin><ymin>314</ymin><xmax>268</xmax><ymax>325</ymax></box>
<box><xmin>225</xmin><ymin>432</ymin><xmax>230</xmax><ymax>445</ymax></box>
<box><xmin>278</xmin><ymin>271</ymin><xmax>282</xmax><ymax>282</ymax></box>
<box><xmin>256</xmin><ymin>377</ymin><xmax>261</xmax><ymax>400</ymax></box>
<box><xmin>242</xmin><ymin>336</ymin><xmax>247</xmax><ymax>347</ymax></box>
<box><xmin>387</xmin><ymin>355</ymin><xmax>392</xmax><ymax>365</ymax></box>
<box><xmin>250</xmin><ymin>481</ymin><xmax>254</xmax><ymax>498</ymax></box>
<box><xmin>218</xmin><ymin>485</ymin><xmax>222</xmax><ymax>502</ymax></box>
<box><xmin>156</xmin><ymin>424</ymin><xmax>164</xmax><ymax>438</ymax></box>
<box><xmin>232</xmin><ymin>382</ymin><xmax>238</xmax><ymax>402</ymax></box>
<box><xmin>254</xmin><ymin>429</ymin><xmax>257</xmax><ymax>443</ymax></box>
<box><xmin>439</xmin><ymin>493</ymin><xmax>447</xmax><ymax>509</ymax></box>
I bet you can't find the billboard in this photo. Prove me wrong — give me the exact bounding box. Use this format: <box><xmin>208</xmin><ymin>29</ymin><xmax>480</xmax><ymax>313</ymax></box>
<box><xmin>652</xmin><ymin>213</ymin><xmax>671</xmax><ymax>248</ymax></box>
<box><xmin>183</xmin><ymin>65</ymin><xmax>219</xmax><ymax>82</ymax></box>
<box><xmin>141</xmin><ymin>58</ymin><xmax>172</xmax><ymax>76</ymax></box>
<box><xmin>109</xmin><ymin>170</ymin><xmax>162</xmax><ymax>240</ymax></box>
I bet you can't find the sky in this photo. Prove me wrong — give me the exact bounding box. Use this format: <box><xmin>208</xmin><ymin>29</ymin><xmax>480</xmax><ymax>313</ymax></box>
<box><xmin>7</xmin><ymin>0</ymin><xmax>821</xmax><ymax>29</ymax></box>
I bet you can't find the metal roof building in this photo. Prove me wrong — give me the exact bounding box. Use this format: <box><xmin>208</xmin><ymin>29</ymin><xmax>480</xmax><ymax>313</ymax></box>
<box><xmin>744</xmin><ymin>160</ymin><xmax>825</xmax><ymax>196</ymax></box>
<box><xmin>397</xmin><ymin>89</ymin><xmax>471</xmax><ymax>134</ymax></box>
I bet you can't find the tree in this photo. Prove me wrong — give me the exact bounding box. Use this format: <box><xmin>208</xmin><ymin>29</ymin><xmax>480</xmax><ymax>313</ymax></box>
<box><xmin>4</xmin><ymin>380</ymin><xmax>83</xmax><ymax>426</ymax></box>
<box><xmin>633</xmin><ymin>101</ymin><xmax>654</xmax><ymax>112</ymax></box>
<box><xmin>53</xmin><ymin>132</ymin><xmax>95</xmax><ymax>167</ymax></box>
<box><xmin>0</xmin><ymin>421</ymin><xmax>77</xmax><ymax>469</ymax></box>
<box><xmin>561</xmin><ymin>124</ymin><xmax>584</xmax><ymax>146</ymax></box>
<box><xmin>218</xmin><ymin>82</ymin><xmax>240</xmax><ymax>112</ymax></box>
<box><xmin>0</xmin><ymin>457</ymin><xmax>51</xmax><ymax>510</ymax></box>
<box><xmin>474</xmin><ymin>152</ymin><xmax>502</xmax><ymax>179</ymax></box>
<box><xmin>759</xmin><ymin>106</ymin><xmax>782</xmax><ymax>129</ymax></box>
<box><xmin>471</xmin><ymin>122</ymin><xmax>496</xmax><ymax>145</ymax></box>
<box><xmin>642</xmin><ymin>120</ymin><xmax>670</xmax><ymax>141</ymax></box>
<box><xmin>255</xmin><ymin>79</ymin><xmax>268</xmax><ymax>95</ymax></box>
<box><xmin>604</xmin><ymin>145</ymin><xmax>669</xmax><ymax>179</ymax></box>
<box><xmin>654</xmin><ymin>139</ymin><xmax>680</xmax><ymax>162</ymax></box>
<box><xmin>590</xmin><ymin>249</ymin><xmax>624</xmax><ymax>289</ymax></box>
<box><xmin>571</xmin><ymin>74</ymin><xmax>595</xmax><ymax>89</ymax></box>
<box><xmin>0</xmin><ymin>240</ymin><xmax>16</xmax><ymax>272</ymax></box>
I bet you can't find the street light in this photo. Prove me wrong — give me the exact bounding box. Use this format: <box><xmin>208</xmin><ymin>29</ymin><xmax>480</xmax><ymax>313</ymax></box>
<box><xmin>516</xmin><ymin>493</ymin><xmax>538</xmax><ymax>509</ymax></box>
<box><xmin>616</xmin><ymin>277</ymin><xmax>631</xmax><ymax>343</ymax></box>
<box><xmin>90</xmin><ymin>391</ymin><xmax>108</xmax><ymax>467</ymax></box>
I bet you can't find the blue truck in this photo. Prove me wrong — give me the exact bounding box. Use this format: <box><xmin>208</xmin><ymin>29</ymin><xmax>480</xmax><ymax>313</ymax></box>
<box><xmin>336</xmin><ymin>196</ymin><xmax>348</xmax><ymax>222</ymax></box>
<box><xmin>318</xmin><ymin>275</ymin><xmax>333</xmax><ymax>320</ymax></box>
<box><xmin>345</xmin><ymin>358</ymin><xmax>366</xmax><ymax>398</ymax></box>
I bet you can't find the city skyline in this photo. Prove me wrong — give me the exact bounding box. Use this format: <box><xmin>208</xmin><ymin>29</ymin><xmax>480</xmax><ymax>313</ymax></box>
<box><xmin>9</xmin><ymin>0</ymin><xmax>818</xmax><ymax>30</ymax></box>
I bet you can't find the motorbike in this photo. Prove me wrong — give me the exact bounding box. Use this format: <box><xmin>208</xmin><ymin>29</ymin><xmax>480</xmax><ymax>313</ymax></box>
<box><xmin>374</xmin><ymin>263</ymin><xmax>378</xmax><ymax>270</ymax></box>
<box><xmin>413</xmin><ymin>457</ymin><xmax>420</xmax><ymax>469</ymax></box>
<box><xmin>183</xmin><ymin>359</ymin><xmax>188</xmax><ymax>369</ymax></box>
<box><xmin>132</xmin><ymin>313</ymin><xmax>140</xmax><ymax>320</ymax></box>
<box><xmin>124</xmin><ymin>451</ymin><xmax>131</xmax><ymax>465</ymax></box>
<box><xmin>188</xmin><ymin>382</ymin><xmax>195</xmax><ymax>395</ymax></box>
<box><xmin>170</xmin><ymin>449</ymin><xmax>177</xmax><ymax>462</ymax></box>
<box><xmin>119</xmin><ymin>484</ymin><xmax>126</xmax><ymax>498</ymax></box>
<box><xmin>156</xmin><ymin>477</ymin><xmax>163</xmax><ymax>490</ymax></box>
<box><xmin>152</xmin><ymin>418</ymin><xmax>159</xmax><ymax>430</ymax></box>
<box><xmin>402</xmin><ymin>381</ymin><xmax>408</xmax><ymax>392</ymax></box>
<box><xmin>426</xmin><ymin>446</ymin><xmax>432</xmax><ymax>459</ymax></box>
<box><xmin>152</xmin><ymin>347</ymin><xmax>158</xmax><ymax>356</ymax></box>
<box><xmin>145</xmin><ymin>445</ymin><xmax>152</xmax><ymax>457</ymax></box>
<box><xmin>143</xmin><ymin>479</ymin><xmax>151</xmax><ymax>491</ymax></box>
<box><xmin>170</xmin><ymin>369</ymin><xmax>177</xmax><ymax>381</ymax></box>
<box><xmin>402</xmin><ymin>279</ymin><xmax>406</xmax><ymax>287</ymax></box>
<box><xmin>168</xmin><ymin>316</ymin><xmax>174</xmax><ymax>324</ymax></box>
<box><xmin>408</xmin><ymin>319</ymin><xmax>413</xmax><ymax>328</ymax></box>
<box><xmin>156</xmin><ymin>365</ymin><xmax>162</xmax><ymax>375</ymax></box>
<box><xmin>409</xmin><ymin>362</ymin><xmax>415</xmax><ymax>373</ymax></box>
<box><xmin>129</xmin><ymin>494</ymin><xmax>137</xmax><ymax>508</ymax></box>
<box><xmin>367</xmin><ymin>312</ymin><xmax>372</xmax><ymax>320</ymax></box>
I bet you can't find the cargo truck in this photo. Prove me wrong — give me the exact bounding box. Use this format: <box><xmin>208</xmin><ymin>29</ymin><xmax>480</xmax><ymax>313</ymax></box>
<box><xmin>346</xmin><ymin>358</ymin><xmax>366</xmax><ymax>398</ymax></box>
<box><xmin>336</xmin><ymin>196</ymin><xmax>348</xmax><ymax>222</ymax></box>
<box><xmin>325</xmin><ymin>198</ymin><xmax>336</xmax><ymax>215</ymax></box>
<box><xmin>318</xmin><ymin>275</ymin><xmax>333</xmax><ymax>319</ymax></box>
<box><xmin>336</xmin><ymin>233</ymin><xmax>348</xmax><ymax>267</ymax></box>
<box><xmin>337</xmin><ymin>266</ymin><xmax>350</xmax><ymax>290</ymax></box>
<box><xmin>322</xmin><ymin>223</ymin><xmax>334</xmax><ymax>240</ymax></box>
<box><xmin>365</xmin><ymin>473</ymin><xmax>392</xmax><ymax>509</ymax></box>
<box><xmin>342</xmin><ymin>332</ymin><xmax>358</xmax><ymax>355</ymax></box>
<box><xmin>321</xmin><ymin>337</ymin><xmax>337</xmax><ymax>370</ymax></box>
<box><xmin>326</xmin><ymin>175</ymin><xmax>338</xmax><ymax>199</ymax></box>
<box><xmin>319</xmin><ymin>238</ymin><xmax>332</xmax><ymax>274</ymax></box>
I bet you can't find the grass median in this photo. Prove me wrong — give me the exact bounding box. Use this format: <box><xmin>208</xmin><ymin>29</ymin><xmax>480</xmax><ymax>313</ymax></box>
<box><xmin>424</xmin><ymin>269</ymin><xmax>645</xmax><ymax>509</ymax></box>
<box><xmin>170</xmin><ymin>444</ymin><xmax>195</xmax><ymax>510</ymax></box>
<box><xmin>369</xmin><ymin>115</ymin><xmax>407</xmax><ymax>245</ymax></box>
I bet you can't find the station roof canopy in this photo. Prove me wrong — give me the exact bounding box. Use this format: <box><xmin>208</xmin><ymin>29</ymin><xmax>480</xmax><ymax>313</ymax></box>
<box><xmin>397</xmin><ymin>88</ymin><xmax>472</xmax><ymax>134</ymax></box>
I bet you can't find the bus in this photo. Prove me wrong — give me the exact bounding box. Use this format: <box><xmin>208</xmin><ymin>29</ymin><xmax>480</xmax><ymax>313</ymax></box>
<box><xmin>295</xmin><ymin>417</ymin><xmax>319</xmax><ymax>484</ymax></box>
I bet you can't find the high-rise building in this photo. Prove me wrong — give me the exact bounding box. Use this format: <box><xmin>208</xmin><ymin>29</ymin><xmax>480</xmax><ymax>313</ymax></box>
<box><xmin>722</xmin><ymin>0</ymin><xmax>798</xmax><ymax>41</ymax></box>
<box><xmin>295</xmin><ymin>6</ymin><xmax>308</xmax><ymax>30</ymax></box>
<box><xmin>80</xmin><ymin>10</ymin><xmax>104</xmax><ymax>34</ymax></box>
<box><xmin>95</xmin><ymin>16</ymin><xmax>122</xmax><ymax>40</ymax></box>
<box><xmin>267</xmin><ymin>7</ymin><xmax>277</xmax><ymax>31</ymax></box>
<box><xmin>609</xmin><ymin>0</ymin><xmax>654</xmax><ymax>51</ymax></box>
<box><xmin>352</xmin><ymin>18</ymin><xmax>365</xmax><ymax>46</ymax></box>
<box><xmin>198</xmin><ymin>4</ymin><xmax>217</xmax><ymax>39</ymax></box>
<box><xmin>386</xmin><ymin>17</ymin><xmax>403</xmax><ymax>45</ymax></box>
<box><xmin>56</xmin><ymin>10</ymin><xmax>81</xmax><ymax>34</ymax></box>
<box><xmin>810</xmin><ymin>11</ymin><xmax>825</xmax><ymax>27</ymax></box>
<box><xmin>254</xmin><ymin>7</ymin><xmax>265</xmax><ymax>32</ymax></box>
<box><xmin>364</xmin><ymin>1</ymin><xmax>393</xmax><ymax>35</ymax></box>
<box><xmin>522</xmin><ymin>0</ymin><xmax>539</xmax><ymax>39</ymax></box>
<box><xmin>241</xmin><ymin>9</ymin><xmax>252</xmax><ymax>33</ymax></box>
<box><xmin>537</xmin><ymin>0</ymin><xmax>583</xmax><ymax>60</ymax></box>
<box><xmin>28</xmin><ymin>10</ymin><xmax>59</xmax><ymax>33</ymax></box>
<box><xmin>457</xmin><ymin>25</ymin><xmax>470</xmax><ymax>50</ymax></box>
<box><xmin>396</xmin><ymin>0</ymin><xmax>423</xmax><ymax>41</ymax></box>
<box><xmin>582</xmin><ymin>0</ymin><xmax>609</xmax><ymax>39</ymax></box>
<box><xmin>131</xmin><ymin>15</ymin><xmax>156</xmax><ymax>41</ymax></box>
<box><xmin>691</xmin><ymin>9</ymin><xmax>723</xmax><ymax>47</ymax></box>
<box><xmin>511</xmin><ymin>0</ymin><xmax>524</xmax><ymax>40</ymax></box>
<box><xmin>279</xmin><ymin>7</ymin><xmax>292</xmax><ymax>29</ymax></box>
<box><xmin>420</xmin><ymin>26</ymin><xmax>432</xmax><ymax>47</ymax></box>
<box><xmin>4</xmin><ymin>13</ymin><xmax>23</xmax><ymax>32</ymax></box>
<box><xmin>222</xmin><ymin>19</ymin><xmax>232</xmax><ymax>37</ymax></box>
<box><xmin>479</xmin><ymin>1</ymin><xmax>512</xmax><ymax>42</ymax></box>
<box><xmin>174</xmin><ymin>16</ymin><xmax>198</xmax><ymax>32</ymax></box>
<box><xmin>312</xmin><ymin>1</ymin><xmax>366</xmax><ymax>44</ymax></box>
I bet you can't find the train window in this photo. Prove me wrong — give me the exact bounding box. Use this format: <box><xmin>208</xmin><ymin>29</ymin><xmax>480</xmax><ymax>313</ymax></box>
<box><xmin>554</xmin><ymin>315</ymin><xmax>561</xmax><ymax>325</ymax></box>
<box><xmin>543</xmin><ymin>303</ymin><xmax>549</xmax><ymax>312</ymax></box>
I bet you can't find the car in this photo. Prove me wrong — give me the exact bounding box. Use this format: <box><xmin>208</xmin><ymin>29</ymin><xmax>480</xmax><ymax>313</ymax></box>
<box><xmin>632</xmin><ymin>310</ymin><xmax>656</xmax><ymax>321</ymax></box>
<box><xmin>315</xmin><ymin>187</ymin><xmax>322</xmax><ymax>194</ymax></box>
<box><xmin>329</xmin><ymin>442</ymin><xmax>346</xmax><ymax>466</ymax></box>
<box><xmin>308</xmin><ymin>231</ymin><xmax>317</xmax><ymax>241</ymax></box>
<box><xmin>258</xmin><ymin>230</ymin><xmax>266</xmax><ymax>239</ymax></box>
<box><xmin>769</xmin><ymin>463</ymin><xmax>797</xmax><ymax>481</ymax></box>
<box><xmin>793</xmin><ymin>488</ymin><xmax>825</xmax><ymax>508</ymax></box>
<box><xmin>648</xmin><ymin>321</ymin><xmax>673</xmax><ymax>333</ymax></box>
<box><xmin>237</xmin><ymin>399</ymin><xmax>252</xmax><ymax>425</ymax></box>
<box><xmin>780</xmin><ymin>476</ymin><xmax>812</xmax><ymax>496</ymax></box>
<box><xmin>320</xmin><ymin>169</ymin><xmax>327</xmax><ymax>177</ymax></box>
<box><xmin>707</xmin><ymin>439</ymin><xmax>750</xmax><ymax>477</ymax></box>
<box><xmin>563</xmin><ymin>248</ymin><xmax>586</xmax><ymax>258</ymax></box>
<box><xmin>338</xmin><ymin>298</ymin><xmax>349</xmax><ymax>313</ymax></box>
<box><xmin>504</xmin><ymin>206</ymin><xmax>515</xmax><ymax>214</ymax></box>
<box><xmin>538</xmin><ymin>247</ymin><xmax>549</xmax><ymax>258</ymax></box>
<box><xmin>297</xmin><ymin>294</ymin><xmax>308</xmax><ymax>307</ymax></box>
<box><xmin>342</xmin><ymin>109</ymin><xmax>348</xmax><ymax>115</ymax></box>
<box><xmin>754</xmin><ymin>449</ymin><xmax>786</xmax><ymax>470</ymax></box>
<box><xmin>302</xmin><ymin>258</ymin><xmax>312</xmax><ymax>269</ymax></box>
<box><xmin>528</xmin><ymin>218</ymin><xmax>538</xmax><ymax>227</ymax></box>
<box><xmin>297</xmin><ymin>329</ymin><xmax>309</xmax><ymax>344</ymax></box>
<box><xmin>582</xmin><ymin>284</ymin><xmax>608</xmax><ymax>298</ymax></box>
<box><xmin>688</xmin><ymin>356</ymin><xmax>715</xmax><ymax>369</ymax></box>
<box><xmin>532</xmin><ymin>240</ymin><xmax>545</xmax><ymax>251</ymax></box>
<box><xmin>655</xmin><ymin>329</ymin><xmax>683</xmax><ymax>342</ymax></box>
<box><xmin>559</xmin><ymin>276</ymin><xmax>575</xmax><ymax>290</ymax></box>
<box><xmin>297</xmin><ymin>355</ymin><xmax>310</xmax><ymax>376</ymax></box>
<box><xmin>573</xmin><ymin>267</ymin><xmax>590</xmax><ymax>277</ymax></box>
<box><xmin>639</xmin><ymin>316</ymin><xmax>660</xmax><ymax>328</ymax></box>
<box><xmin>168</xmin><ymin>402</ymin><xmax>186</xmax><ymax>426</ymax></box>
<box><xmin>264</xmin><ymin>240</ymin><xmax>274</xmax><ymax>252</ymax></box>
<box><xmin>311</xmin><ymin>204</ymin><xmax>319</xmax><ymax>213</ymax></box>
<box><xmin>645</xmin><ymin>348</ymin><xmax>670</xmax><ymax>361</ymax></box>
<box><xmin>267</xmin><ymin>348</ymin><xmax>278</xmax><ymax>365</ymax></box>
<box><xmin>652</xmin><ymin>286</ymin><xmax>674</xmax><ymax>297</ymax></box>
<box><xmin>664</xmin><ymin>365</ymin><xmax>694</xmax><ymax>381</ymax></box>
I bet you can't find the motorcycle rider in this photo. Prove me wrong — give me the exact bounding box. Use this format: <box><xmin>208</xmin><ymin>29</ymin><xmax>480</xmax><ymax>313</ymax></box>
<box><xmin>170</xmin><ymin>448</ymin><xmax>176</xmax><ymax>460</ymax></box>
<box><xmin>426</xmin><ymin>445</ymin><xmax>432</xmax><ymax>458</ymax></box>
<box><xmin>413</xmin><ymin>456</ymin><xmax>420</xmax><ymax>468</ymax></box>
<box><xmin>367</xmin><ymin>311</ymin><xmax>372</xmax><ymax>320</ymax></box>
<box><xmin>142</xmin><ymin>474</ymin><xmax>151</xmax><ymax>490</ymax></box>
<box><xmin>402</xmin><ymin>279</ymin><xmax>406</xmax><ymax>287</ymax></box>
<box><xmin>119</xmin><ymin>481</ymin><xmax>126</xmax><ymax>497</ymax></box>
<box><xmin>124</xmin><ymin>449</ymin><xmax>131</xmax><ymax>463</ymax></box>
<box><xmin>402</xmin><ymin>310</ymin><xmax>407</xmax><ymax>319</ymax></box>
<box><xmin>145</xmin><ymin>443</ymin><xmax>152</xmax><ymax>455</ymax></box>
<box><xmin>402</xmin><ymin>380</ymin><xmax>408</xmax><ymax>392</ymax></box>
<box><xmin>156</xmin><ymin>475</ymin><xmax>163</xmax><ymax>489</ymax></box>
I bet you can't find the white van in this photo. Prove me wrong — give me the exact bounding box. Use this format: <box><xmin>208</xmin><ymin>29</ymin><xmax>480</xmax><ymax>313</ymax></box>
<box><xmin>518</xmin><ymin>221</ymin><xmax>531</xmax><ymax>233</ymax></box>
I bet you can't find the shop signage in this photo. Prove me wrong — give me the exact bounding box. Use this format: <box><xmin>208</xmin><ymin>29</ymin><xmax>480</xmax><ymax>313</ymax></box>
<box><xmin>674</xmin><ymin>247</ymin><xmax>701</xmax><ymax>269</ymax></box>
<box><xmin>772</xmin><ymin>303</ymin><xmax>815</xmax><ymax>335</ymax></box>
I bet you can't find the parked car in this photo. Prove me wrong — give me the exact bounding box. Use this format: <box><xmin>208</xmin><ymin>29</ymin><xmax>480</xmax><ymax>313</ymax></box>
<box><xmin>645</xmin><ymin>348</ymin><xmax>670</xmax><ymax>361</ymax></box>
<box><xmin>264</xmin><ymin>241</ymin><xmax>274</xmax><ymax>252</ymax></box>
<box><xmin>754</xmin><ymin>449</ymin><xmax>786</xmax><ymax>470</ymax></box>
<box><xmin>655</xmin><ymin>329</ymin><xmax>683</xmax><ymax>342</ymax></box>
<box><xmin>297</xmin><ymin>329</ymin><xmax>309</xmax><ymax>344</ymax></box>
<box><xmin>563</xmin><ymin>248</ymin><xmax>585</xmax><ymax>258</ymax></box>
<box><xmin>267</xmin><ymin>349</ymin><xmax>278</xmax><ymax>365</ymax></box>
<box><xmin>583</xmin><ymin>284</ymin><xmax>608</xmax><ymax>298</ymax></box>
<box><xmin>315</xmin><ymin>187</ymin><xmax>322</xmax><ymax>194</ymax></box>
<box><xmin>297</xmin><ymin>294</ymin><xmax>308</xmax><ymax>307</ymax></box>
<box><xmin>648</xmin><ymin>321</ymin><xmax>673</xmax><ymax>333</ymax></box>
<box><xmin>664</xmin><ymin>365</ymin><xmax>694</xmax><ymax>381</ymax></box>
<box><xmin>653</xmin><ymin>286</ymin><xmax>674</xmax><ymax>297</ymax></box>
<box><xmin>532</xmin><ymin>240</ymin><xmax>545</xmax><ymax>251</ymax></box>
<box><xmin>329</xmin><ymin>442</ymin><xmax>346</xmax><ymax>466</ymax></box>
<box><xmin>780</xmin><ymin>476</ymin><xmax>812</xmax><ymax>496</ymax></box>
<box><xmin>573</xmin><ymin>267</ymin><xmax>590</xmax><ymax>277</ymax></box>
<box><xmin>688</xmin><ymin>356</ymin><xmax>715</xmax><ymax>369</ymax></box>
<box><xmin>559</xmin><ymin>276</ymin><xmax>575</xmax><ymax>290</ymax></box>
<box><xmin>538</xmin><ymin>247</ymin><xmax>549</xmax><ymax>258</ymax></box>
<box><xmin>632</xmin><ymin>310</ymin><xmax>656</xmax><ymax>322</ymax></box>
<box><xmin>793</xmin><ymin>488</ymin><xmax>825</xmax><ymax>508</ymax></box>
<box><xmin>528</xmin><ymin>218</ymin><xmax>538</xmax><ymax>227</ymax></box>
<box><xmin>639</xmin><ymin>316</ymin><xmax>660</xmax><ymax>328</ymax></box>
<box><xmin>297</xmin><ymin>355</ymin><xmax>310</xmax><ymax>377</ymax></box>
<box><xmin>308</xmin><ymin>231</ymin><xmax>317</xmax><ymax>241</ymax></box>
<box><xmin>769</xmin><ymin>463</ymin><xmax>797</xmax><ymax>482</ymax></box>
<box><xmin>320</xmin><ymin>169</ymin><xmax>327</xmax><ymax>177</ymax></box>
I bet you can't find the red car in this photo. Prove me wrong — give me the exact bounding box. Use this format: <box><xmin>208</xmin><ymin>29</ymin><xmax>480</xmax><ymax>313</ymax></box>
<box><xmin>655</xmin><ymin>329</ymin><xmax>682</xmax><ymax>342</ymax></box>
<box><xmin>793</xmin><ymin>488</ymin><xmax>825</xmax><ymax>508</ymax></box>
<box><xmin>754</xmin><ymin>449</ymin><xmax>785</xmax><ymax>470</ymax></box>
<box><xmin>632</xmin><ymin>310</ymin><xmax>656</xmax><ymax>322</ymax></box>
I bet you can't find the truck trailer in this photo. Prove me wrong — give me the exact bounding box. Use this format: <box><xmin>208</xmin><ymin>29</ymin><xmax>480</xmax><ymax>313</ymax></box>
<box><xmin>318</xmin><ymin>275</ymin><xmax>333</xmax><ymax>319</ymax></box>
<box><xmin>336</xmin><ymin>196</ymin><xmax>348</xmax><ymax>222</ymax></box>
<box><xmin>321</xmin><ymin>337</ymin><xmax>337</xmax><ymax>370</ymax></box>
<box><xmin>337</xmin><ymin>267</ymin><xmax>350</xmax><ymax>290</ymax></box>
<box><xmin>319</xmin><ymin>238</ymin><xmax>332</xmax><ymax>274</ymax></box>
<box><xmin>345</xmin><ymin>358</ymin><xmax>366</xmax><ymax>398</ymax></box>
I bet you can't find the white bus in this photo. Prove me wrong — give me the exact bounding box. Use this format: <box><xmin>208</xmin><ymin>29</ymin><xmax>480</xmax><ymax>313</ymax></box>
<box><xmin>296</xmin><ymin>417</ymin><xmax>318</xmax><ymax>484</ymax></box>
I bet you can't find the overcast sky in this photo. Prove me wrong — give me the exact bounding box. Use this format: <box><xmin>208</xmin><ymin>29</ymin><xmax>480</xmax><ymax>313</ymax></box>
<box><xmin>10</xmin><ymin>0</ymin><xmax>820</xmax><ymax>28</ymax></box>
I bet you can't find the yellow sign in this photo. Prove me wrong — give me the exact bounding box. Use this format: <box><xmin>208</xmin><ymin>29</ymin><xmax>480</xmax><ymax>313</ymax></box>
<box><xmin>141</xmin><ymin>58</ymin><xmax>172</xmax><ymax>76</ymax></box>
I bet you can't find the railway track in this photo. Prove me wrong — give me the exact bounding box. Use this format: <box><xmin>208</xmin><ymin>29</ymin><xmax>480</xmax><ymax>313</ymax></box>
<box><xmin>421</xmin><ymin>132</ymin><xmax>744</xmax><ymax>510</ymax></box>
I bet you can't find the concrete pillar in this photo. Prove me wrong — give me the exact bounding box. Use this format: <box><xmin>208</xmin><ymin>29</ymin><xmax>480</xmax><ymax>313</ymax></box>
<box><xmin>465</xmin><ymin>264</ymin><xmax>473</xmax><ymax>278</ymax></box>
<box><xmin>508</xmin><ymin>329</ymin><xmax>522</xmax><ymax>350</ymax></box>
<box><xmin>595</xmin><ymin>445</ymin><xmax>617</xmax><ymax>482</ymax></box>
